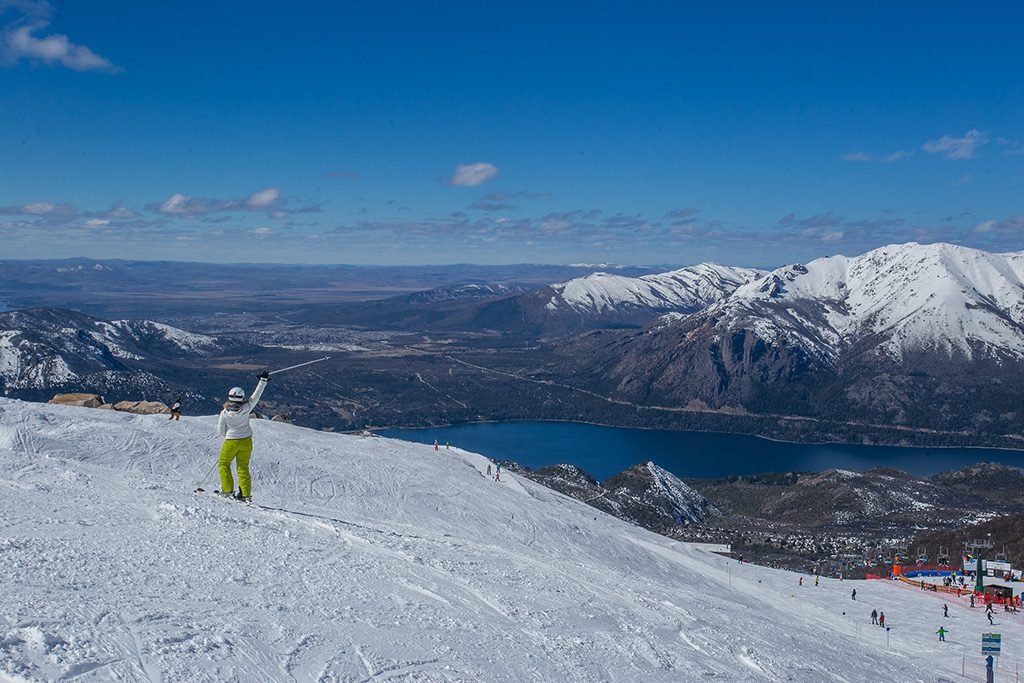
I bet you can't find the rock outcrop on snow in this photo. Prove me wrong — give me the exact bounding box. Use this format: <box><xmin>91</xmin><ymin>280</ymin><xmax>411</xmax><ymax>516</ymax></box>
<box><xmin>48</xmin><ymin>393</ymin><xmax>105</xmax><ymax>408</ymax></box>
<box><xmin>112</xmin><ymin>400</ymin><xmax>170</xmax><ymax>415</ymax></box>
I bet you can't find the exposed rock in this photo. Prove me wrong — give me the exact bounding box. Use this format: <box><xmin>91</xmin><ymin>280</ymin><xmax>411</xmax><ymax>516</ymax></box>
<box><xmin>49</xmin><ymin>393</ymin><xmax>104</xmax><ymax>408</ymax></box>
<box><xmin>271</xmin><ymin>415</ymin><xmax>292</xmax><ymax>423</ymax></box>
<box><xmin>113</xmin><ymin>400</ymin><xmax>170</xmax><ymax>415</ymax></box>
<box><xmin>98</xmin><ymin>403</ymin><xmax>114</xmax><ymax>410</ymax></box>
<box><xmin>516</xmin><ymin>461</ymin><xmax>719</xmax><ymax>530</ymax></box>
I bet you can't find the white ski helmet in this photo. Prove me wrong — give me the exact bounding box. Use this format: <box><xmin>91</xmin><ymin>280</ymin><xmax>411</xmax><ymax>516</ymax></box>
<box><xmin>227</xmin><ymin>387</ymin><xmax>246</xmax><ymax>402</ymax></box>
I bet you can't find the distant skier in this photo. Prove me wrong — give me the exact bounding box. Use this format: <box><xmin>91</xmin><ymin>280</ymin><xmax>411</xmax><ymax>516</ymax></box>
<box><xmin>169</xmin><ymin>397</ymin><xmax>182</xmax><ymax>421</ymax></box>
<box><xmin>445</xmin><ymin>440</ymin><xmax>450</xmax><ymax>450</ymax></box>
<box><xmin>970</xmin><ymin>594</ymin><xmax>975</xmax><ymax>608</ymax></box>
<box><xmin>495</xmin><ymin>462</ymin><xmax>502</xmax><ymax>482</ymax></box>
<box><xmin>871</xmin><ymin>609</ymin><xmax>878</xmax><ymax>625</ymax></box>
<box><xmin>878</xmin><ymin>612</ymin><xmax>885</xmax><ymax>628</ymax></box>
<box><xmin>799</xmin><ymin>576</ymin><xmax>803</xmax><ymax>586</ymax></box>
<box><xmin>986</xmin><ymin>601</ymin><xmax>994</xmax><ymax>614</ymax></box>
<box><xmin>851</xmin><ymin>588</ymin><xmax>857</xmax><ymax>601</ymax></box>
<box><xmin>815</xmin><ymin>575</ymin><xmax>819</xmax><ymax>587</ymax></box>
<box><xmin>943</xmin><ymin>604</ymin><xmax>948</xmax><ymax>618</ymax></box>
<box><xmin>486</xmin><ymin>464</ymin><xmax>492</xmax><ymax>477</ymax></box>
<box><xmin>988</xmin><ymin>612</ymin><xmax>994</xmax><ymax>625</ymax></box>
<box><xmin>936</xmin><ymin>626</ymin><xmax>947</xmax><ymax>642</ymax></box>
<box><xmin>216</xmin><ymin>372</ymin><xmax>269</xmax><ymax>502</ymax></box>
<box><xmin>434</xmin><ymin>439</ymin><xmax>439</xmax><ymax>451</ymax></box>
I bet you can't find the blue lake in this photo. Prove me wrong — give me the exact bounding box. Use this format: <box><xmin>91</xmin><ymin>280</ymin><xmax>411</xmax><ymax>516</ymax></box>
<box><xmin>380</xmin><ymin>421</ymin><xmax>1024</xmax><ymax>481</ymax></box>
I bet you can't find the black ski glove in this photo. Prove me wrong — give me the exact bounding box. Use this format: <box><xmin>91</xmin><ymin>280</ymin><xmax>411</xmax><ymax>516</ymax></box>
<box><xmin>258</xmin><ymin>371</ymin><xmax>271</xmax><ymax>380</ymax></box>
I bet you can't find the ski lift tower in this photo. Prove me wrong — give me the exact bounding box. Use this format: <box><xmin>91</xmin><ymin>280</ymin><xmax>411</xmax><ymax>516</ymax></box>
<box><xmin>966</xmin><ymin>537</ymin><xmax>994</xmax><ymax>592</ymax></box>
<box><xmin>938</xmin><ymin>546</ymin><xmax>950</xmax><ymax>566</ymax></box>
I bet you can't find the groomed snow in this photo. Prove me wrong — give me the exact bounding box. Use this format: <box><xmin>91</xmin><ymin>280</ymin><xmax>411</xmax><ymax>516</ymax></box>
<box><xmin>0</xmin><ymin>397</ymin><xmax>1020</xmax><ymax>681</ymax></box>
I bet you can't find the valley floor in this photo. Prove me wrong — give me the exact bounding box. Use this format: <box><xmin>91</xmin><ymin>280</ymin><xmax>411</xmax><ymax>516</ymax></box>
<box><xmin>0</xmin><ymin>398</ymin><xmax>1020</xmax><ymax>682</ymax></box>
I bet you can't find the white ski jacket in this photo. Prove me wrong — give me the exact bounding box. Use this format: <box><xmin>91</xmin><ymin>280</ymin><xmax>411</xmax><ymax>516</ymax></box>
<box><xmin>217</xmin><ymin>377</ymin><xmax>268</xmax><ymax>440</ymax></box>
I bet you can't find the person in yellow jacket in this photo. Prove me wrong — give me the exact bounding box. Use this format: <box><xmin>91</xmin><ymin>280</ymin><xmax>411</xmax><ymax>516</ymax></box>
<box><xmin>217</xmin><ymin>371</ymin><xmax>270</xmax><ymax>501</ymax></box>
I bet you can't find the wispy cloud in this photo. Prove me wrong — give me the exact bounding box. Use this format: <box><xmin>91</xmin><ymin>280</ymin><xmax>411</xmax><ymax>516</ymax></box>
<box><xmin>974</xmin><ymin>215</ymin><xmax>1024</xmax><ymax>235</ymax></box>
<box><xmin>322</xmin><ymin>170</ymin><xmax>361</xmax><ymax>180</ymax></box>
<box><xmin>471</xmin><ymin>201</ymin><xmax>513</xmax><ymax>212</ymax></box>
<box><xmin>996</xmin><ymin>138</ymin><xmax>1024</xmax><ymax>156</ymax></box>
<box><xmin>0</xmin><ymin>201</ymin><xmax>75</xmax><ymax>216</ymax></box>
<box><xmin>923</xmin><ymin>129</ymin><xmax>989</xmax><ymax>160</ymax></box>
<box><xmin>0</xmin><ymin>1</ymin><xmax>119</xmax><ymax>72</ymax></box>
<box><xmin>149</xmin><ymin>187</ymin><xmax>285</xmax><ymax>217</ymax></box>
<box><xmin>840</xmin><ymin>150</ymin><xmax>911</xmax><ymax>163</ymax></box>
<box><xmin>449</xmin><ymin>162</ymin><xmax>499</xmax><ymax>187</ymax></box>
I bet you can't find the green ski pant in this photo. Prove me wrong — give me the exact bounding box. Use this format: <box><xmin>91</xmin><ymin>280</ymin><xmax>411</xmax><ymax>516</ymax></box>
<box><xmin>219</xmin><ymin>437</ymin><xmax>253</xmax><ymax>496</ymax></box>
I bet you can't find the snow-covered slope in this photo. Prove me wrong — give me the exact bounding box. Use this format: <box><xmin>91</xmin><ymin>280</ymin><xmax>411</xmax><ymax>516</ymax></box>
<box><xmin>546</xmin><ymin>263</ymin><xmax>764</xmax><ymax>315</ymax></box>
<box><xmin>1</xmin><ymin>397</ymin><xmax>1017</xmax><ymax>681</ymax></box>
<box><xmin>716</xmin><ymin>242</ymin><xmax>1024</xmax><ymax>363</ymax></box>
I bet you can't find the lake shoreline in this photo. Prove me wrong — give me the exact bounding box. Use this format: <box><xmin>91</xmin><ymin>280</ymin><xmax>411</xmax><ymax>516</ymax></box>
<box><xmin>372</xmin><ymin>417</ymin><xmax>1024</xmax><ymax>454</ymax></box>
<box><xmin>378</xmin><ymin>420</ymin><xmax>1024</xmax><ymax>481</ymax></box>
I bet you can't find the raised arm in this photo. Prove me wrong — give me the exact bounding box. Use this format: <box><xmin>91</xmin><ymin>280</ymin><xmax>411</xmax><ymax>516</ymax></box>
<box><xmin>246</xmin><ymin>374</ymin><xmax>270</xmax><ymax>412</ymax></box>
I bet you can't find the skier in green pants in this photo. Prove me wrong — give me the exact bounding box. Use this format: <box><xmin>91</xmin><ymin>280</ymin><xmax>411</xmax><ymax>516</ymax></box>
<box><xmin>217</xmin><ymin>371</ymin><xmax>270</xmax><ymax>501</ymax></box>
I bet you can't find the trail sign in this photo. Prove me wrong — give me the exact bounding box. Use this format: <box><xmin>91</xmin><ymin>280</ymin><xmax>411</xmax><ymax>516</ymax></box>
<box><xmin>982</xmin><ymin>633</ymin><xmax>1001</xmax><ymax>655</ymax></box>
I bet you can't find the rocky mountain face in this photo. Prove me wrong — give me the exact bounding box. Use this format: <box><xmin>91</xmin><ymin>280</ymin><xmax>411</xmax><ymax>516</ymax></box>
<box><xmin>511</xmin><ymin>461</ymin><xmax>719</xmax><ymax>530</ymax></box>
<box><xmin>0</xmin><ymin>308</ymin><xmax>247</xmax><ymax>399</ymax></box>
<box><xmin>567</xmin><ymin>242</ymin><xmax>1024</xmax><ymax>435</ymax></box>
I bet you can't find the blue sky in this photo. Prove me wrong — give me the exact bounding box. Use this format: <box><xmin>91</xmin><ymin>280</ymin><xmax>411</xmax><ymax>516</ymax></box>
<box><xmin>1</xmin><ymin>1</ymin><xmax>1022</xmax><ymax>267</ymax></box>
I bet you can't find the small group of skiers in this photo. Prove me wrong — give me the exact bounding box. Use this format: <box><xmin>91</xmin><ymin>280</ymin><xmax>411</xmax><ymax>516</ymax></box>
<box><xmin>869</xmin><ymin>609</ymin><xmax>886</xmax><ymax>627</ymax></box>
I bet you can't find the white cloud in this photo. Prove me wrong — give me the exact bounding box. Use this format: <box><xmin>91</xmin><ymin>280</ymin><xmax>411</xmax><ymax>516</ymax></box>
<box><xmin>996</xmin><ymin>138</ymin><xmax>1024</xmax><ymax>156</ymax></box>
<box><xmin>84</xmin><ymin>218</ymin><xmax>109</xmax><ymax>227</ymax></box>
<box><xmin>102</xmin><ymin>206</ymin><xmax>136</xmax><ymax>219</ymax></box>
<box><xmin>157</xmin><ymin>193</ymin><xmax>195</xmax><ymax>215</ymax></box>
<box><xmin>821</xmin><ymin>231</ymin><xmax>845</xmax><ymax>242</ymax></box>
<box><xmin>2</xmin><ymin>19</ymin><xmax>119</xmax><ymax>72</ymax></box>
<box><xmin>252</xmin><ymin>227</ymin><xmax>274</xmax><ymax>236</ymax></box>
<box><xmin>923</xmin><ymin>129</ymin><xmax>989</xmax><ymax>160</ymax></box>
<box><xmin>449</xmin><ymin>162</ymin><xmax>499</xmax><ymax>187</ymax></box>
<box><xmin>841</xmin><ymin>150</ymin><xmax>911</xmax><ymax>163</ymax></box>
<box><xmin>21</xmin><ymin>201</ymin><xmax>55</xmax><ymax>214</ymax></box>
<box><xmin>974</xmin><ymin>215</ymin><xmax>1024</xmax><ymax>235</ymax></box>
<box><xmin>152</xmin><ymin>188</ymin><xmax>283</xmax><ymax>217</ymax></box>
<box><xmin>245</xmin><ymin>187</ymin><xmax>280</xmax><ymax>208</ymax></box>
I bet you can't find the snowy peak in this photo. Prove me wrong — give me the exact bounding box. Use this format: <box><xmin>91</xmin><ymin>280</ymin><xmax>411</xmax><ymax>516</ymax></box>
<box><xmin>546</xmin><ymin>263</ymin><xmax>765</xmax><ymax>315</ymax></box>
<box><xmin>0</xmin><ymin>308</ymin><xmax>225</xmax><ymax>391</ymax></box>
<box><xmin>716</xmin><ymin>242</ymin><xmax>1024</xmax><ymax>362</ymax></box>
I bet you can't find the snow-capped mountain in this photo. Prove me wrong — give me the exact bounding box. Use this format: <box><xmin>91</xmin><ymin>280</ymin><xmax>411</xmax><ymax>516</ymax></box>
<box><xmin>543</xmin><ymin>263</ymin><xmax>765</xmax><ymax>317</ymax></box>
<box><xmin>572</xmin><ymin>243</ymin><xmax>1024</xmax><ymax>434</ymax></box>
<box><xmin>305</xmin><ymin>263</ymin><xmax>765</xmax><ymax>336</ymax></box>
<box><xmin>0</xmin><ymin>396</ymin><xmax>1010</xmax><ymax>680</ymax></box>
<box><xmin>0</xmin><ymin>308</ymin><xmax>231</xmax><ymax>394</ymax></box>
<box><xmin>716</xmin><ymin>242</ymin><xmax>1024</xmax><ymax>364</ymax></box>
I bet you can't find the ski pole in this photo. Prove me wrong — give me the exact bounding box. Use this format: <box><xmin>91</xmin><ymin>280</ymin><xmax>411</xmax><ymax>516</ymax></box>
<box><xmin>267</xmin><ymin>356</ymin><xmax>330</xmax><ymax>376</ymax></box>
<box><xmin>194</xmin><ymin>457</ymin><xmax>219</xmax><ymax>492</ymax></box>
